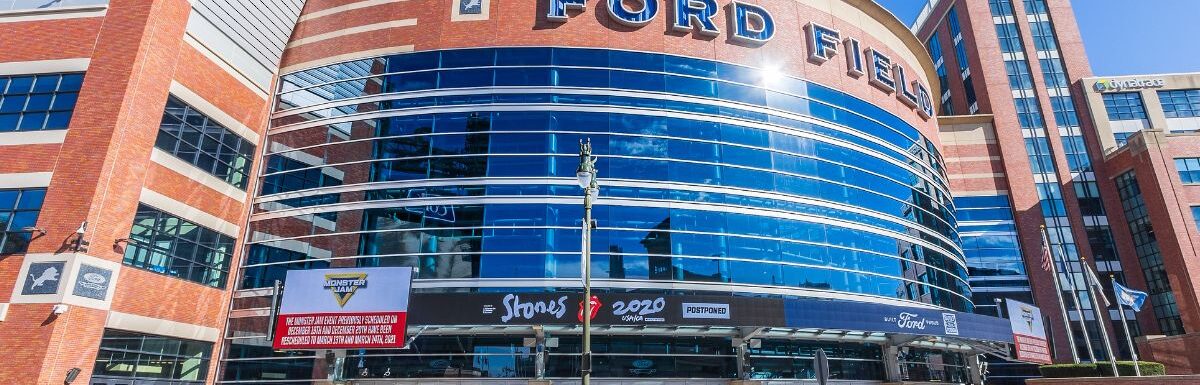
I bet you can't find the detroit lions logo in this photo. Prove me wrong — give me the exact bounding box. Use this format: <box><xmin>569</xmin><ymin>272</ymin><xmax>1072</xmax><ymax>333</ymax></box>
<box><xmin>29</xmin><ymin>266</ymin><xmax>59</xmax><ymax>289</ymax></box>
<box><xmin>459</xmin><ymin>0</ymin><xmax>482</xmax><ymax>14</ymax></box>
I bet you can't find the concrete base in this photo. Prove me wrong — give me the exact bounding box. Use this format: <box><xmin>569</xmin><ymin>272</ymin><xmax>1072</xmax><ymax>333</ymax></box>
<box><xmin>1027</xmin><ymin>375</ymin><xmax>1200</xmax><ymax>384</ymax></box>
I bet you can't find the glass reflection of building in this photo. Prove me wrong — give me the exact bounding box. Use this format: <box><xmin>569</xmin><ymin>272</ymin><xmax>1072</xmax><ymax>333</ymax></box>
<box><xmin>222</xmin><ymin>47</ymin><xmax>970</xmax><ymax>383</ymax></box>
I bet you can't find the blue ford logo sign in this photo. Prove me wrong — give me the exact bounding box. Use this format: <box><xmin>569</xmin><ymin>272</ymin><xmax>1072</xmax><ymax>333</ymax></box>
<box><xmin>82</xmin><ymin>272</ymin><xmax>106</xmax><ymax>285</ymax></box>
<box><xmin>72</xmin><ymin>264</ymin><xmax>113</xmax><ymax>301</ymax></box>
<box><xmin>632</xmin><ymin>359</ymin><xmax>654</xmax><ymax>369</ymax></box>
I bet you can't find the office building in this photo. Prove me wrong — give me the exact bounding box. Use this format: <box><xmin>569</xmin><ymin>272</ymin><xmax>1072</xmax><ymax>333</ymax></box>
<box><xmin>1078</xmin><ymin>73</ymin><xmax>1200</xmax><ymax>373</ymax></box>
<box><xmin>0</xmin><ymin>0</ymin><xmax>302</xmax><ymax>384</ymax></box>
<box><xmin>912</xmin><ymin>0</ymin><xmax>1122</xmax><ymax>381</ymax></box>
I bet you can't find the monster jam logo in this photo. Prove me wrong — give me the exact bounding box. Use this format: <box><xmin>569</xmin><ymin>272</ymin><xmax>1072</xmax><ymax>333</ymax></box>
<box><xmin>323</xmin><ymin>272</ymin><xmax>368</xmax><ymax>307</ymax></box>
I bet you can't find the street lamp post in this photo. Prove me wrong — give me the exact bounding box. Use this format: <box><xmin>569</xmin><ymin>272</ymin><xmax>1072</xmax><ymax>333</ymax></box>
<box><xmin>576</xmin><ymin>139</ymin><xmax>599</xmax><ymax>385</ymax></box>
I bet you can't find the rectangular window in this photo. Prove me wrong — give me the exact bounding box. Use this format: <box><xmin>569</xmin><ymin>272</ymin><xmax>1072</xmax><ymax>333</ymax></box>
<box><xmin>1040</xmin><ymin>58</ymin><xmax>1069</xmax><ymax>89</ymax></box>
<box><xmin>1103</xmin><ymin>92</ymin><xmax>1148</xmax><ymax>121</ymax></box>
<box><xmin>0</xmin><ymin>188</ymin><xmax>45</xmax><ymax>254</ymax></box>
<box><xmin>988</xmin><ymin>0</ymin><xmax>1014</xmax><ymax>17</ymax></box>
<box><xmin>1004</xmin><ymin>59</ymin><xmax>1035</xmax><ymax>90</ymax></box>
<box><xmin>0</xmin><ymin>72</ymin><xmax>82</xmax><ymax>131</ymax></box>
<box><xmin>927</xmin><ymin>33</ymin><xmax>953</xmax><ymax>115</ymax></box>
<box><xmin>1114</xmin><ymin>132</ymin><xmax>1134</xmax><ymax>147</ymax></box>
<box><xmin>1193</xmin><ymin>207</ymin><xmax>1200</xmax><ymax>233</ymax></box>
<box><xmin>994</xmin><ymin>23</ymin><xmax>1022</xmax><ymax>54</ymax></box>
<box><xmin>1158</xmin><ymin>89</ymin><xmax>1200</xmax><ymax>118</ymax></box>
<box><xmin>963</xmin><ymin>75</ymin><xmax>978</xmax><ymax>110</ymax></box>
<box><xmin>1049</xmin><ymin>95</ymin><xmax>1080</xmax><ymax>128</ymax></box>
<box><xmin>1176</xmin><ymin>158</ymin><xmax>1200</xmax><ymax>184</ymax></box>
<box><xmin>1028</xmin><ymin>20</ymin><xmax>1058</xmax><ymax>51</ymax></box>
<box><xmin>92</xmin><ymin>329</ymin><xmax>212</xmax><ymax>384</ymax></box>
<box><xmin>1024</xmin><ymin>0</ymin><xmax>1048</xmax><ymax>14</ymax></box>
<box><xmin>948</xmin><ymin>8</ymin><xmax>971</xmax><ymax>73</ymax></box>
<box><xmin>155</xmin><ymin>96</ymin><xmax>256</xmax><ymax>189</ymax></box>
<box><xmin>122</xmin><ymin>204</ymin><xmax>234</xmax><ymax>288</ymax></box>
<box><xmin>1115</xmin><ymin>171</ymin><xmax>1184</xmax><ymax>335</ymax></box>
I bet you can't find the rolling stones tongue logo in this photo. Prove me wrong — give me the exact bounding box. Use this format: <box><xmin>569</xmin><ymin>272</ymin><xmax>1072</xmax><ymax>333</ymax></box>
<box><xmin>577</xmin><ymin>295</ymin><xmax>602</xmax><ymax>322</ymax></box>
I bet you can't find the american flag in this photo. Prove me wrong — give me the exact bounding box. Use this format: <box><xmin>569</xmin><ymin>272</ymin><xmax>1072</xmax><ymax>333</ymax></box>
<box><xmin>1040</xmin><ymin>227</ymin><xmax>1053</xmax><ymax>272</ymax></box>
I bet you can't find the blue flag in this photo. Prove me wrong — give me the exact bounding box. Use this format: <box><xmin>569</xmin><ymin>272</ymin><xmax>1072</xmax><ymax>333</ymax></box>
<box><xmin>1113</xmin><ymin>280</ymin><xmax>1148</xmax><ymax>312</ymax></box>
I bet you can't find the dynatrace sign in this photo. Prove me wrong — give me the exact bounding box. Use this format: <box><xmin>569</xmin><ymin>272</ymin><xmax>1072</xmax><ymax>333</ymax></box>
<box><xmin>408</xmin><ymin>293</ymin><xmax>1012</xmax><ymax>343</ymax></box>
<box><xmin>1093</xmin><ymin>78</ymin><xmax>1166</xmax><ymax>93</ymax></box>
<box><xmin>546</xmin><ymin>0</ymin><xmax>936</xmax><ymax>120</ymax></box>
<box><xmin>273</xmin><ymin>267</ymin><xmax>414</xmax><ymax>350</ymax></box>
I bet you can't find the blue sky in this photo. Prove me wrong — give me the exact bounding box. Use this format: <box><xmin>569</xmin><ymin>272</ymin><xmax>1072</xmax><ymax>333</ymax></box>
<box><xmin>876</xmin><ymin>0</ymin><xmax>1200</xmax><ymax>76</ymax></box>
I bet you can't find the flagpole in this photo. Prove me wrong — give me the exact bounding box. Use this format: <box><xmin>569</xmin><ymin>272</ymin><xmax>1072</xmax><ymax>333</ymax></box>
<box><xmin>1042</xmin><ymin>225</ymin><xmax>1081</xmax><ymax>364</ymax></box>
<box><xmin>1047</xmin><ymin>228</ymin><xmax>1096</xmax><ymax>362</ymax></box>
<box><xmin>1082</xmin><ymin>257</ymin><xmax>1119</xmax><ymax>376</ymax></box>
<box><xmin>1111</xmin><ymin>275</ymin><xmax>1142</xmax><ymax>376</ymax></box>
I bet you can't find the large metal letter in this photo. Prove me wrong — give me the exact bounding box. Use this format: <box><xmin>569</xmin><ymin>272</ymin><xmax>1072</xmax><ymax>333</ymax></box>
<box><xmin>672</xmin><ymin>0</ymin><xmax>719</xmax><ymax>35</ymax></box>
<box><xmin>894</xmin><ymin>64</ymin><xmax>919</xmax><ymax>107</ymax></box>
<box><xmin>548</xmin><ymin>0</ymin><xmax>586</xmax><ymax>22</ymax></box>
<box><xmin>806</xmin><ymin>22</ymin><xmax>840</xmax><ymax>63</ymax></box>
<box><xmin>845</xmin><ymin>37</ymin><xmax>864</xmax><ymax>77</ymax></box>
<box><xmin>607</xmin><ymin>0</ymin><xmax>658</xmax><ymax>27</ymax></box>
<box><xmin>916</xmin><ymin>82</ymin><xmax>934</xmax><ymax>119</ymax></box>
<box><xmin>867</xmin><ymin>48</ymin><xmax>896</xmax><ymax>93</ymax></box>
<box><xmin>729</xmin><ymin>1</ymin><xmax>774</xmax><ymax>44</ymax></box>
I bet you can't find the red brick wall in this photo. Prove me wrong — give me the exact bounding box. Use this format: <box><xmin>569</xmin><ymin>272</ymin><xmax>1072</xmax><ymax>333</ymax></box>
<box><xmin>0</xmin><ymin>0</ymin><xmax>269</xmax><ymax>382</ymax></box>
<box><xmin>1139</xmin><ymin>332</ymin><xmax>1200</xmax><ymax>374</ymax></box>
<box><xmin>1102</xmin><ymin>133</ymin><xmax>1200</xmax><ymax>337</ymax></box>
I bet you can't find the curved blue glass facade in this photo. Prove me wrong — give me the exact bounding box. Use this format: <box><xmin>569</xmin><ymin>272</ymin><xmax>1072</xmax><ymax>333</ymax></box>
<box><xmin>246</xmin><ymin>47</ymin><xmax>969</xmax><ymax>311</ymax></box>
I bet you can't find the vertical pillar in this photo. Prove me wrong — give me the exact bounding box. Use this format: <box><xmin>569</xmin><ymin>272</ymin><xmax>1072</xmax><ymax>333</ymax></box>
<box><xmin>736</xmin><ymin>343</ymin><xmax>748</xmax><ymax>380</ymax></box>
<box><xmin>967</xmin><ymin>354</ymin><xmax>984</xmax><ymax>385</ymax></box>
<box><xmin>883</xmin><ymin>345</ymin><xmax>902</xmax><ymax>382</ymax></box>
<box><xmin>535</xmin><ymin>335</ymin><xmax>546</xmax><ymax>379</ymax></box>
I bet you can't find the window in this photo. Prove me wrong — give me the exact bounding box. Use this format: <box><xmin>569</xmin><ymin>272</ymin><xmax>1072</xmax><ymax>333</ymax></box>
<box><xmin>0</xmin><ymin>188</ymin><xmax>45</xmax><ymax>254</ymax></box>
<box><xmin>948</xmin><ymin>8</ymin><xmax>971</xmax><ymax>73</ymax></box>
<box><xmin>0</xmin><ymin>72</ymin><xmax>82</xmax><ymax>131</ymax></box>
<box><xmin>1158</xmin><ymin>89</ymin><xmax>1200</xmax><ymax>118</ymax></box>
<box><xmin>122</xmin><ymin>204</ymin><xmax>234</xmax><ymax>288</ymax></box>
<box><xmin>927</xmin><ymin>33</ymin><xmax>953</xmax><ymax>115</ymax></box>
<box><xmin>92</xmin><ymin>329</ymin><xmax>212</xmax><ymax>384</ymax></box>
<box><xmin>988</xmin><ymin>0</ymin><xmax>1013</xmax><ymax>17</ymax></box>
<box><xmin>1103</xmin><ymin>92</ymin><xmax>1147</xmax><ymax>121</ymax></box>
<box><xmin>1116</xmin><ymin>171</ymin><xmax>1184</xmax><ymax>335</ymax></box>
<box><xmin>1049</xmin><ymin>95</ymin><xmax>1080</xmax><ymax>128</ymax></box>
<box><xmin>1004</xmin><ymin>60</ymin><xmax>1034</xmax><ymax>90</ymax></box>
<box><xmin>1023</xmin><ymin>0</ymin><xmax>1048</xmax><ymax>14</ymax></box>
<box><xmin>1114</xmin><ymin>132</ymin><xmax>1134</xmax><ymax>148</ymax></box>
<box><xmin>1192</xmin><ymin>207</ymin><xmax>1200</xmax><ymax>233</ymax></box>
<box><xmin>994</xmin><ymin>23</ymin><xmax>1022</xmax><ymax>54</ymax></box>
<box><xmin>1176</xmin><ymin>158</ymin><xmax>1200</xmax><ymax>184</ymax></box>
<box><xmin>1028</xmin><ymin>20</ymin><xmax>1057</xmax><ymax>51</ymax></box>
<box><xmin>1040</xmin><ymin>58</ymin><xmax>1068</xmax><ymax>89</ymax></box>
<box><xmin>155</xmin><ymin>96</ymin><xmax>255</xmax><ymax>189</ymax></box>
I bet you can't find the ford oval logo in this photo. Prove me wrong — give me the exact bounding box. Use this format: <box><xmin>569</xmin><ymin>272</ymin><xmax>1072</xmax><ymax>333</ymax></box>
<box><xmin>430</xmin><ymin>359</ymin><xmax>451</xmax><ymax>369</ymax></box>
<box><xmin>82</xmin><ymin>272</ymin><xmax>107</xmax><ymax>284</ymax></box>
<box><xmin>632</xmin><ymin>359</ymin><xmax>654</xmax><ymax>369</ymax></box>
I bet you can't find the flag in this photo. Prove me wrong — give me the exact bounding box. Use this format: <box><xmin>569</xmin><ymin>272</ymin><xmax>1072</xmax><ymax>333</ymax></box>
<box><xmin>1084</xmin><ymin>263</ymin><xmax>1110</xmax><ymax>307</ymax></box>
<box><xmin>1039</xmin><ymin>228</ymin><xmax>1053</xmax><ymax>272</ymax></box>
<box><xmin>1113</xmin><ymin>280</ymin><xmax>1149</xmax><ymax>312</ymax></box>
